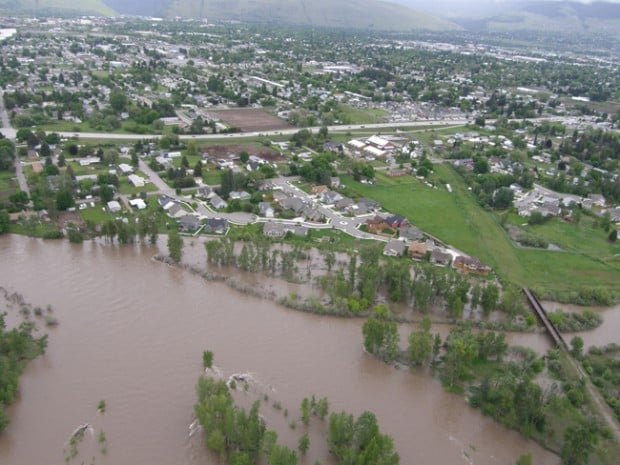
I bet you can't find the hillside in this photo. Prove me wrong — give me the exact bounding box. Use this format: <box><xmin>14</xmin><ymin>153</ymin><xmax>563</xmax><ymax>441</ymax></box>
<box><xmin>0</xmin><ymin>0</ymin><xmax>115</xmax><ymax>16</ymax></box>
<box><xmin>163</xmin><ymin>0</ymin><xmax>459</xmax><ymax>31</ymax></box>
<box><xmin>450</xmin><ymin>1</ymin><xmax>620</xmax><ymax>38</ymax></box>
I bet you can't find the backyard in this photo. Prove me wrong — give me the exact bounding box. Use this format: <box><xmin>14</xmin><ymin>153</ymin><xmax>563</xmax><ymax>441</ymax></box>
<box><xmin>341</xmin><ymin>164</ymin><xmax>620</xmax><ymax>298</ymax></box>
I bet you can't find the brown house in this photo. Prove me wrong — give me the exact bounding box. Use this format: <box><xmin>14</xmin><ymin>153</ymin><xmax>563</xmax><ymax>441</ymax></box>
<box><xmin>311</xmin><ymin>185</ymin><xmax>329</xmax><ymax>196</ymax></box>
<box><xmin>408</xmin><ymin>241</ymin><xmax>428</xmax><ymax>261</ymax></box>
<box><xmin>365</xmin><ymin>215</ymin><xmax>393</xmax><ymax>235</ymax></box>
<box><xmin>453</xmin><ymin>256</ymin><xmax>490</xmax><ymax>275</ymax></box>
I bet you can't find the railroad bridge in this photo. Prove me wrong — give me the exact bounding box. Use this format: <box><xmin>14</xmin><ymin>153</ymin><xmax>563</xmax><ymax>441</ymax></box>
<box><xmin>522</xmin><ymin>288</ymin><xmax>569</xmax><ymax>351</ymax></box>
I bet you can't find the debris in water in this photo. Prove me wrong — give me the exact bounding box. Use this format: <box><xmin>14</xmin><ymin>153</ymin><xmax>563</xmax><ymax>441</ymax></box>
<box><xmin>188</xmin><ymin>419</ymin><xmax>201</xmax><ymax>438</ymax></box>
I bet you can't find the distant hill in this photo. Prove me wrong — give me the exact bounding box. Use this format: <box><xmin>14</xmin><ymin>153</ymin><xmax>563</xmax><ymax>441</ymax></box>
<box><xmin>103</xmin><ymin>0</ymin><xmax>169</xmax><ymax>17</ymax></box>
<box><xmin>143</xmin><ymin>0</ymin><xmax>459</xmax><ymax>31</ymax></box>
<box><xmin>447</xmin><ymin>1</ymin><xmax>620</xmax><ymax>38</ymax></box>
<box><xmin>0</xmin><ymin>0</ymin><xmax>115</xmax><ymax>16</ymax></box>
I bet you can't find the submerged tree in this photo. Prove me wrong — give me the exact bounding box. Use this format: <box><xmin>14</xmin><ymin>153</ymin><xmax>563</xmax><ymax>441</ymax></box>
<box><xmin>167</xmin><ymin>228</ymin><xmax>183</xmax><ymax>263</ymax></box>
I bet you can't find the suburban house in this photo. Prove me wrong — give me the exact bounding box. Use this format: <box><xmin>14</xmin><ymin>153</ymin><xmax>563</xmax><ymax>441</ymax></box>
<box><xmin>263</xmin><ymin>222</ymin><xmax>308</xmax><ymax>238</ymax></box>
<box><xmin>399</xmin><ymin>225</ymin><xmax>424</xmax><ymax>242</ymax></box>
<box><xmin>587</xmin><ymin>193</ymin><xmax>606</xmax><ymax>208</ymax></box>
<box><xmin>366</xmin><ymin>215</ymin><xmax>393</xmax><ymax>235</ymax></box>
<box><xmin>107</xmin><ymin>200</ymin><xmax>122</xmax><ymax>213</ymax></box>
<box><xmin>311</xmin><ymin>185</ymin><xmax>329</xmax><ymax>196</ymax></box>
<box><xmin>408</xmin><ymin>241</ymin><xmax>428</xmax><ymax>261</ymax></box>
<box><xmin>323</xmin><ymin>141</ymin><xmax>342</xmax><ymax>153</ymax></box>
<box><xmin>303</xmin><ymin>207</ymin><xmax>324</xmax><ymax>223</ymax></box>
<box><xmin>210</xmin><ymin>194</ymin><xmax>228</xmax><ymax>210</ymax></box>
<box><xmin>197</xmin><ymin>186</ymin><xmax>214</xmax><ymax>200</ymax></box>
<box><xmin>117</xmin><ymin>163</ymin><xmax>134</xmax><ymax>175</ymax></box>
<box><xmin>258</xmin><ymin>202</ymin><xmax>275</xmax><ymax>218</ymax></box>
<box><xmin>386</xmin><ymin>215</ymin><xmax>408</xmax><ymax>230</ymax></box>
<box><xmin>178</xmin><ymin>214</ymin><xmax>201</xmax><ymax>233</ymax></box>
<box><xmin>167</xmin><ymin>203</ymin><xmax>187</xmax><ymax>218</ymax></box>
<box><xmin>263</xmin><ymin>222</ymin><xmax>286</xmax><ymax>238</ymax></box>
<box><xmin>430</xmin><ymin>248</ymin><xmax>452</xmax><ymax>266</ymax></box>
<box><xmin>129</xmin><ymin>198</ymin><xmax>147</xmax><ymax>210</ymax></box>
<box><xmin>128</xmin><ymin>174</ymin><xmax>146</xmax><ymax>187</ymax></box>
<box><xmin>321</xmin><ymin>190</ymin><xmax>343</xmax><ymax>205</ymax></box>
<box><xmin>229</xmin><ymin>190</ymin><xmax>251</xmax><ymax>201</ymax></box>
<box><xmin>204</xmin><ymin>218</ymin><xmax>229</xmax><ymax>234</ymax></box>
<box><xmin>453</xmin><ymin>256</ymin><xmax>490</xmax><ymax>275</ymax></box>
<box><xmin>383</xmin><ymin>239</ymin><xmax>407</xmax><ymax>257</ymax></box>
<box><xmin>280</xmin><ymin>196</ymin><xmax>306</xmax><ymax>215</ymax></box>
<box><xmin>334</xmin><ymin>197</ymin><xmax>354</xmax><ymax>212</ymax></box>
<box><xmin>79</xmin><ymin>156</ymin><xmax>101</xmax><ymax>166</ymax></box>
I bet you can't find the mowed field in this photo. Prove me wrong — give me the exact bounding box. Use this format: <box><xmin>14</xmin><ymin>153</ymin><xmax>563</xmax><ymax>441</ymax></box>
<box><xmin>342</xmin><ymin>165</ymin><xmax>620</xmax><ymax>297</ymax></box>
<box><xmin>211</xmin><ymin>109</ymin><xmax>291</xmax><ymax>132</ymax></box>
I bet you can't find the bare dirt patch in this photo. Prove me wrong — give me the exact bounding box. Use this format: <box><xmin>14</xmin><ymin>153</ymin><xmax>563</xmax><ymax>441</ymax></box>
<box><xmin>203</xmin><ymin>144</ymin><xmax>285</xmax><ymax>162</ymax></box>
<box><xmin>56</xmin><ymin>211</ymin><xmax>86</xmax><ymax>231</ymax></box>
<box><xmin>211</xmin><ymin>109</ymin><xmax>291</xmax><ymax>133</ymax></box>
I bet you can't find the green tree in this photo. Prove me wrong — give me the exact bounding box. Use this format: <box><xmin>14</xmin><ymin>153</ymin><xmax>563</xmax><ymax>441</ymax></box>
<box><xmin>298</xmin><ymin>434</ymin><xmax>309</xmax><ymax>455</ymax></box>
<box><xmin>480</xmin><ymin>284</ymin><xmax>499</xmax><ymax>316</ymax></box>
<box><xmin>515</xmin><ymin>453</ymin><xmax>532</xmax><ymax>465</ymax></box>
<box><xmin>202</xmin><ymin>350</ymin><xmax>213</xmax><ymax>369</ymax></box>
<box><xmin>55</xmin><ymin>189</ymin><xmax>74</xmax><ymax>211</ymax></box>
<box><xmin>362</xmin><ymin>312</ymin><xmax>400</xmax><ymax>362</ymax></box>
<box><xmin>167</xmin><ymin>228</ymin><xmax>183</xmax><ymax>263</ymax></box>
<box><xmin>0</xmin><ymin>210</ymin><xmax>9</xmax><ymax>234</ymax></box>
<box><xmin>570</xmin><ymin>336</ymin><xmax>584</xmax><ymax>358</ymax></box>
<box><xmin>109</xmin><ymin>90</ymin><xmax>128</xmax><ymax>113</ymax></box>
<box><xmin>301</xmin><ymin>398</ymin><xmax>310</xmax><ymax>425</ymax></box>
<box><xmin>407</xmin><ymin>318</ymin><xmax>433</xmax><ymax>367</ymax></box>
<box><xmin>268</xmin><ymin>444</ymin><xmax>298</xmax><ymax>465</ymax></box>
<box><xmin>561</xmin><ymin>422</ymin><xmax>600</xmax><ymax>465</ymax></box>
<box><xmin>194</xmin><ymin>161</ymin><xmax>203</xmax><ymax>178</ymax></box>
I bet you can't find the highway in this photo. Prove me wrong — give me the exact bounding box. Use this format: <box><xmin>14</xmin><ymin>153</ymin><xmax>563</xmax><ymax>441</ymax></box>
<box><xmin>48</xmin><ymin>118</ymin><xmax>471</xmax><ymax>141</ymax></box>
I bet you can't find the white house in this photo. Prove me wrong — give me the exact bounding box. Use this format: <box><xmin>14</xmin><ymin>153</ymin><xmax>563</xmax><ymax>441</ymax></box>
<box><xmin>107</xmin><ymin>200</ymin><xmax>122</xmax><ymax>213</ymax></box>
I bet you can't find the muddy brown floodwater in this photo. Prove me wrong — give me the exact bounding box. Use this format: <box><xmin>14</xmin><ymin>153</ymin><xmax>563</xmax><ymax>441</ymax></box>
<box><xmin>0</xmin><ymin>235</ymin><xmax>562</xmax><ymax>465</ymax></box>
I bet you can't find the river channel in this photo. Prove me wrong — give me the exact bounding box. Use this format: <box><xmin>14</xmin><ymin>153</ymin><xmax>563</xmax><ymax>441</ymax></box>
<box><xmin>0</xmin><ymin>235</ymin><xmax>566</xmax><ymax>465</ymax></box>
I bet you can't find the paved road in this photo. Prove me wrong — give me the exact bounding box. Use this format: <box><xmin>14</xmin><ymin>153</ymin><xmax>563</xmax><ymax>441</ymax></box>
<box><xmin>0</xmin><ymin>89</ymin><xmax>16</xmax><ymax>139</ymax></box>
<box><xmin>137</xmin><ymin>159</ymin><xmax>257</xmax><ymax>225</ymax></box>
<box><xmin>0</xmin><ymin>89</ymin><xmax>30</xmax><ymax>197</ymax></box>
<box><xmin>51</xmin><ymin>119</ymin><xmax>471</xmax><ymax>141</ymax></box>
<box><xmin>270</xmin><ymin>177</ymin><xmax>389</xmax><ymax>242</ymax></box>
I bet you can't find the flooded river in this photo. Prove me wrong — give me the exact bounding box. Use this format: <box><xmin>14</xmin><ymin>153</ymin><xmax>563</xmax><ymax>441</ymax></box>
<box><xmin>0</xmin><ymin>235</ymin><xmax>563</xmax><ymax>465</ymax></box>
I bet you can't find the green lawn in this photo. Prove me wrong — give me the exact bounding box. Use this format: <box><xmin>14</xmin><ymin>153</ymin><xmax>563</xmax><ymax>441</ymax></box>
<box><xmin>512</xmin><ymin>215</ymin><xmax>620</xmax><ymax>265</ymax></box>
<box><xmin>336</xmin><ymin>105</ymin><xmax>388</xmax><ymax>125</ymax></box>
<box><xmin>80</xmin><ymin>205</ymin><xmax>113</xmax><ymax>224</ymax></box>
<box><xmin>0</xmin><ymin>172</ymin><xmax>18</xmax><ymax>196</ymax></box>
<box><xmin>65</xmin><ymin>161</ymin><xmax>109</xmax><ymax>177</ymax></box>
<box><xmin>118</xmin><ymin>177</ymin><xmax>158</xmax><ymax>195</ymax></box>
<box><xmin>342</xmin><ymin>164</ymin><xmax>620</xmax><ymax>297</ymax></box>
<box><xmin>202</xmin><ymin>169</ymin><xmax>222</xmax><ymax>186</ymax></box>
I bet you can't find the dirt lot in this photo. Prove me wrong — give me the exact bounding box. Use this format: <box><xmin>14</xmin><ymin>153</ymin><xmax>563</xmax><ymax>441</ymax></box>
<box><xmin>210</xmin><ymin>109</ymin><xmax>291</xmax><ymax>133</ymax></box>
<box><xmin>203</xmin><ymin>144</ymin><xmax>286</xmax><ymax>162</ymax></box>
<box><xmin>56</xmin><ymin>211</ymin><xmax>86</xmax><ymax>231</ymax></box>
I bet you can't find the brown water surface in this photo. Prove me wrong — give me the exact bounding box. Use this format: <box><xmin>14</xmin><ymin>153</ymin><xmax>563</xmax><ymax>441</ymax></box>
<box><xmin>0</xmin><ymin>235</ymin><xmax>561</xmax><ymax>465</ymax></box>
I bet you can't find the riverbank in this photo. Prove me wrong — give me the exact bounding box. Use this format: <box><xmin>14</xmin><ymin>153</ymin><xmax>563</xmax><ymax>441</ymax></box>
<box><xmin>0</xmin><ymin>234</ymin><xmax>563</xmax><ymax>465</ymax></box>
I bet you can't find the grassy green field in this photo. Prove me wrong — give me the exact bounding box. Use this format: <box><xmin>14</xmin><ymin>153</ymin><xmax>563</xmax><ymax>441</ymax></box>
<box><xmin>336</xmin><ymin>105</ymin><xmax>388</xmax><ymax>125</ymax></box>
<box><xmin>509</xmin><ymin>214</ymin><xmax>620</xmax><ymax>265</ymax></box>
<box><xmin>80</xmin><ymin>205</ymin><xmax>113</xmax><ymax>224</ymax></box>
<box><xmin>0</xmin><ymin>172</ymin><xmax>18</xmax><ymax>196</ymax></box>
<box><xmin>342</xmin><ymin>164</ymin><xmax>620</xmax><ymax>297</ymax></box>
